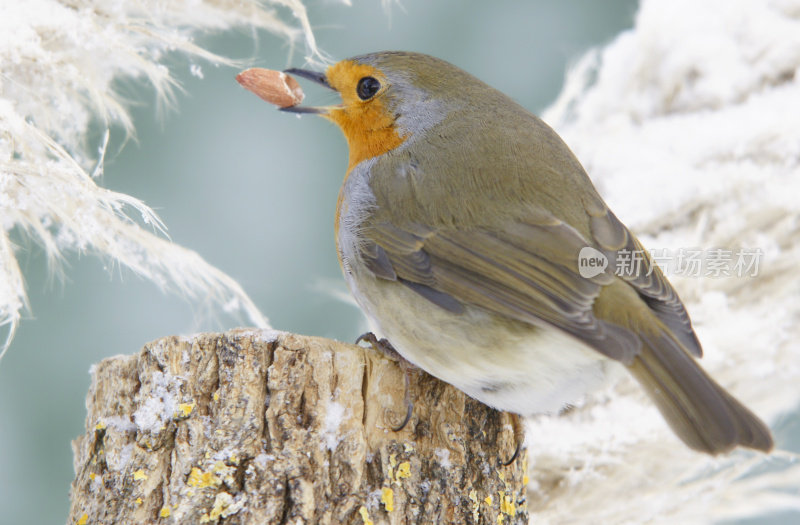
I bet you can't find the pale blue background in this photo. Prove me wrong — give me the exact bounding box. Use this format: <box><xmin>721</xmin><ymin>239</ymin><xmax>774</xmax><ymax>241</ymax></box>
<box><xmin>1</xmin><ymin>1</ymin><xmax>796</xmax><ymax>524</ymax></box>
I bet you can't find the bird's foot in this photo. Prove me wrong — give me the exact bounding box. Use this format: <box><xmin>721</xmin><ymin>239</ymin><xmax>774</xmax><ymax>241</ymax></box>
<box><xmin>356</xmin><ymin>332</ymin><xmax>414</xmax><ymax>432</ymax></box>
<box><xmin>355</xmin><ymin>332</ymin><xmax>402</xmax><ymax>361</ymax></box>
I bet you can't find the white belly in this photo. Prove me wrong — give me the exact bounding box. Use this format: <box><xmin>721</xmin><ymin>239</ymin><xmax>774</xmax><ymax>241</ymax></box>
<box><xmin>345</xmin><ymin>269</ymin><xmax>621</xmax><ymax>415</ymax></box>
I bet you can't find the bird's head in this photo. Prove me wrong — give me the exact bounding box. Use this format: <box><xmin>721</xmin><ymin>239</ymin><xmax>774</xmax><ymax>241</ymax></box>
<box><xmin>284</xmin><ymin>51</ymin><xmax>483</xmax><ymax>171</ymax></box>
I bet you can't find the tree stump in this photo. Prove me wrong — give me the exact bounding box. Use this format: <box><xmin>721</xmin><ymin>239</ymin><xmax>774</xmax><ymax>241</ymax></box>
<box><xmin>68</xmin><ymin>329</ymin><xmax>528</xmax><ymax>524</ymax></box>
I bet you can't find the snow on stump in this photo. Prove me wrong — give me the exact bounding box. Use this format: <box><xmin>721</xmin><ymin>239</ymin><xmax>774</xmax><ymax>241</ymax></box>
<box><xmin>68</xmin><ymin>329</ymin><xmax>528</xmax><ymax>524</ymax></box>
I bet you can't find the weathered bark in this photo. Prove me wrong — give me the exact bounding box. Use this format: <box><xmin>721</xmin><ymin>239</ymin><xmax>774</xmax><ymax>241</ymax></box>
<box><xmin>68</xmin><ymin>329</ymin><xmax>528</xmax><ymax>525</ymax></box>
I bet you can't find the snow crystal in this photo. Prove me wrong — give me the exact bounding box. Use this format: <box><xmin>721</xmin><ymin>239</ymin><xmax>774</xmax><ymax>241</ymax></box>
<box><xmin>254</xmin><ymin>453</ymin><xmax>275</xmax><ymax>470</ymax></box>
<box><xmin>434</xmin><ymin>448</ymin><xmax>451</xmax><ymax>469</ymax></box>
<box><xmin>322</xmin><ymin>401</ymin><xmax>347</xmax><ymax>451</ymax></box>
<box><xmin>132</xmin><ymin>371</ymin><xmax>180</xmax><ymax>434</ymax></box>
<box><xmin>189</xmin><ymin>64</ymin><xmax>204</xmax><ymax>79</ymax></box>
<box><xmin>105</xmin><ymin>443</ymin><xmax>135</xmax><ymax>472</ymax></box>
<box><xmin>101</xmin><ymin>416</ymin><xmax>138</xmax><ymax>433</ymax></box>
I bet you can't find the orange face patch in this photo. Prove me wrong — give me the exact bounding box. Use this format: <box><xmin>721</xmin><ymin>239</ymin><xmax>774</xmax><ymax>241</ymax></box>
<box><xmin>324</xmin><ymin>60</ymin><xmax>407</xmax><ymax>172</ymax></box>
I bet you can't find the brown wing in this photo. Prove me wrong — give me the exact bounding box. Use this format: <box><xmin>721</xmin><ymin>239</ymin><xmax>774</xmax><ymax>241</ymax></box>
<box><xmin>360</xmin><ymin>211</ymin><xmax>643</xmax><ymax>364</ymax></box>
<box><xmin>587</xmin><ymin>204</ymin><xmax>702</xmax><ymax>357</ymax></box>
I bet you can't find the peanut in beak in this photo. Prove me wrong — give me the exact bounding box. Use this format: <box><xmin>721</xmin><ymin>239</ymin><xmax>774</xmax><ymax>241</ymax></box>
<box><xmin>236</xmin><ymin>68</ymin><xmax>304</xmax><ymax>108</ymax></box>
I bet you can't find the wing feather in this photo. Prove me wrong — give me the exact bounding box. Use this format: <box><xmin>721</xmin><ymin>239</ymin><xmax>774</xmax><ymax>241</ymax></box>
<box><xmin>590</xmin><ymin>208</ymin><xmax>702</xmax><ymax>356</ymax></box>
<box><xmin>363</xmin><ymin>213</ymin><xmax>643</xmax><ymax>363</ymax></box>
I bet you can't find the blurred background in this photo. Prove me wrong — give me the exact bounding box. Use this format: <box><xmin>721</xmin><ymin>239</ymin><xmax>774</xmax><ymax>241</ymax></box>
<box><xmin>1</xmin><ymin>1</ymin><xmax>795</xmax><ymax>524</ymax></box>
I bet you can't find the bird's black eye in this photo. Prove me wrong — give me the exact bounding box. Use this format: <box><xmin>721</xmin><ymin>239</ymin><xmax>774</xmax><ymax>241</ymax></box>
<box><xmin>357</xmin><ymin>76</ymin><xmax>381</xmax><ymax>100</ymax></box>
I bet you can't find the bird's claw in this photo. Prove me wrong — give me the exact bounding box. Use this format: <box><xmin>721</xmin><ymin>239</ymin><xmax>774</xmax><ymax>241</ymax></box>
<box><xmin>500</xmin><ymin>413</ymin><xmax>525</xmax><ymax>467</ymax></box>
<box><xmin>356</xmin><ymin>332</ymin><xmax>414</xmax><ymax>432</ymax></box>
<box><xmin>389</xmin><ymin>366</ymin><xmax>413</xmax><ymax>432</ymax></box>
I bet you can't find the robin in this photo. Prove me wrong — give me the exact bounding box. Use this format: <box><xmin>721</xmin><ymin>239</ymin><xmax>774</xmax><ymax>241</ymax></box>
<box><xmin>275</xmin><ymin>51</ymin><xmax>772</xmax><ymax>455</ymax></box>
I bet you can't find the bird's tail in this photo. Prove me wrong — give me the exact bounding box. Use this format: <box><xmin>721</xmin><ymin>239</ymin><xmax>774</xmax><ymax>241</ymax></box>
<box><xmin>628</xmin><ymin>330</ymin><xmax>773</xmax><ymax>454</ymax></box>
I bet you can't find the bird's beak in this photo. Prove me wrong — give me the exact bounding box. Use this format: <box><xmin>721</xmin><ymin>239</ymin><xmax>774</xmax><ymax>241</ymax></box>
<box><xmin>280</xmin><ymin>68</ymin><xmax>335</xmax><ymax>115</ymax></box>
